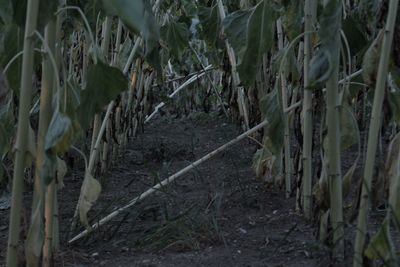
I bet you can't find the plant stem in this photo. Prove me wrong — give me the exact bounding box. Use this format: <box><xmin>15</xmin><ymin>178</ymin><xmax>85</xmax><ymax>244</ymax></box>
<box><xmin>302</xmin><ymin>0</ymin><xmax>315</xmax><ymax>220</ymax></box>
<box><xmin>353</xmin><ymin>1</ymin><xmax>399</xmax><ymax>266</ymax></box>
<box><xmin>324</xmin><ymin>0</ymin><xmax>344</xmax><ymax>259</ymax></box>
<box><xmin>277</xmin><ymin>18</ymin><xmax>292</xmax><ymax>198</ymax></box>
<box><xmin>6</xmin><ymin>0</ymin><xmax>40</xmax><ymax>266</ymax></box>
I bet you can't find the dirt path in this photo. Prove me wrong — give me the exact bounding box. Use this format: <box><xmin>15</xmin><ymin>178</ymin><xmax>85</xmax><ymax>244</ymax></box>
<box><xmin>1</xmin><ymin>113</ymin><xmax>340</xmax><ymax>266</ymax></box>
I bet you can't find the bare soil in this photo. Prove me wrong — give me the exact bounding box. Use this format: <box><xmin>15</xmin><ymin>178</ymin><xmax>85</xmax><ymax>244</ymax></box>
<box><xmin>1</xmin><ymin>113</ymin><xmax>369</xmax><ymax>266</ymax></box>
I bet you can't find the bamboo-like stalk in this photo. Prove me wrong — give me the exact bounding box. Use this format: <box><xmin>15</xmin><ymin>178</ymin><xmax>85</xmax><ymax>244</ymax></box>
<box><xmin>40</xmin><ymin>19</ymin><xmax>57</xmax><ymax>267</ymax></box>
<box><xmin>302</xmin><ymin>0</ymin><xmax>315</xmax><ymax>220</ymax></box>
<box><xmin>49</xmin><ymin>1</ymin><xmax>65</xmax><ymax>252</ymax></box>
<box><xmin>325</xmin><ymin>1</ymin><xmax>344</xmax><ymax>257</ymax></box>
<box><xmin>6</xmin><ymin>0</ymin><xmax>40</xmax><ymax>266</ymax></box>
<box><xmin>277</xmin><ymin>19</ymin><xmax>292</xmax><ymax>198</ymax></box>
<box><xmin>326</xmin><ymin>65</ymin><xmax>344</xmax><ymax>259</ymax></box>
<box><xmin>69</xmin><ymin>119</ymin><xmax>269</xmax><ymax>243</ymax></box>
<box><xmin>353</xmin><ymin>1</ymin><xmax>399</xmax><ymax>266</ymax></box>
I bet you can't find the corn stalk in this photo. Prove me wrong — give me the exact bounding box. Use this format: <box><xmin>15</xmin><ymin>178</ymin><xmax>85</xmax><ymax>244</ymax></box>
<box><xmin>276</xmin><ymin>18</ymin><xmax>292</xmax><ymax>198</ymax></box>
<box><xmin>302</xmin><ymin>0</ymin><xmax>316</xmax><ymax>220</ymax></box>
<box><xmin>6</xmin><ymin>0</ymin><xmax>40</xmax><ymax>265</ymax></box>
<box><xmin>353</xmin><ymin>1</ymin><xmax>399</xmax><ymax>266</ymax></box>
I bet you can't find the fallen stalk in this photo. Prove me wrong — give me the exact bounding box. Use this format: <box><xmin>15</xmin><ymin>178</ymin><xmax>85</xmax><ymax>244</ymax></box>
<box><xmin>144</xmin><ymin>64</ymin><xmax>213</xmax><ymax>124</ymax></box>
<box><xmin>151</xmin><ymin>66</ymin><xmax>217</xmax><ymax>87</ymax></box>
<box><xmin>68</xmin><ymin>119</ymin><xmax>268</xmax><ymax>243</ymax></box>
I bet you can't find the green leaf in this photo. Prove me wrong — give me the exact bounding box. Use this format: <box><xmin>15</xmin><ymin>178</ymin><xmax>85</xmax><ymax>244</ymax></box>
<box><xmin>365</xmin><ymin>218</ymin><xmax>395</xmax><ymax>261</ymax></box>
<box><xmin>161</xmin><ymin>21</ymin><xmax>189</xmax><ymax>59</ymax></box>
<box><xmin>101</xmin><ymin>0</ymin><xmax>160</xmax><ymax>73</ymax></box>
<box><xmin>79</xmin><ymin>172</ymin><xmax>102</xmax><ymax>229</ymax></box>
<box><xmin>12</xmin><ymin>0</ymin><xmax>59</xmax><ymax>31</ymax></box>
<box><xmin>339</xmin><ymin>105</ymin><xmax>359</xmax><ymax>150</ymax></box>
<box><xmin>223</xmin><ymin>0</ymin><xmax>277</xmax><ymax>85</ymax></box>
<box><xmin>0</xmin><ymin>99</ymin><xmax>14</xmax><ymax>157</ymax></box>
<box><xmin>308</xmin><ymin>0</ymin><xmax>341</xmax><ymax>87</ymax></box>
<box><xmin>342</xmin><ymin>16</ymin><xmax>368</xmax><ymax>56</ymax></box>
<box><xmin>386</xmin><ymin>132</ymin><xmax>400</xmax><ymax>225</ymax></box>
<box><xmin>0</xmin><ymin>24</ymin><xmax>24</xmax><ymax>94</ymax></box>
<box><xmin>259</xmin><ymin>86</ymin><xmax>284</xmax><ymax>154</ymax></box>
<box><xmin>198</xmin><ymin>4</ymin><xmax>220</xmax><ymax>48</ymax></box>
<box><xmin>45</xmin><ymin>110</ymin><xmax>74</xmax><ymax>154</ymax></box>
<box><xmin>362</xmin><ymin>30</ymin><xmax>383</xmax><ymax>87</ymax></box>
<box><xmin>388</xmin><ymin>71</ymin><xmax>400</xmax><ymax>124</ymax></box>
<box><xmin>281</xmin><ymin>0</ymin><xmax>303</xmax><ymax>41</ymax></box>
<box><xmin>77</xmin><ymin>59</ymin><xmax>128</xmax><ymax>129</ymax></box>
<box><xmin>0</xmin><ymin>0</ymin><xmax>12</xmax><ymax>24</ymax></box>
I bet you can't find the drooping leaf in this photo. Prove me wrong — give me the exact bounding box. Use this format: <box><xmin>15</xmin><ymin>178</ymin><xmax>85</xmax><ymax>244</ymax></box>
<box><xmin>101</xmin><ymin>0</ymin><xmax>160</xmax><ymax>73</ymax></box>
<box><xmin>45</xmin><ymin>110</ymin><xmax>74</xmax><ymax>154</ymax></box>
<box><xmin>342</xmin><ymin>16</ymin><xmax>368</xmax><ymax>56</ymax></box>
<box><xmin>281</xmin><ymin>0</ymin><xmax>303</xmax><ymax>41</ymax></box>
<box><xmin>0</xmin><ymin>99</ymin><xmax>14</xmax><ymax>157</ymax></box>
<box><xmin>11</xmin><ymin>0</ymin><xmax>59</xmax><ymax>32</ymax></box>
<box><xmin>223</xmin><ymin>9</ymin><xmax>251</xmax><ymax>56</ymax></box>
<box><xmin>198</xmin><ymin>4</ymin><xmax>220</xmax><ymax>48</ymax></box>
<box><xmin>339</xmin><ymin>105</ymin><xmax>359</xmax><ymax>150</ymax></box>
<box><xmin>25</xmin><ymin>126</ymin><xmax>37</xmax><ymax>167</ymax></box>
<box><xmin>0</xmin><ymin>0</ymin><xmax>12</xmax><ymax>24</ymax></box>
<box><xmin>259</xmin><ymin>86</ymin><xmax>284</xmax><ymax>154</ymax></box>
<box><xmin>0</xmin><ymin>24</ymin><xmax>24</xmax><ymax>94</ymax></box>
<box><xmin>343</xmin><ymin>156</ymin><xmax>358</xmax><ymax>198</ymax></box>
<box><xmin>56</xmin><ymin>157</ymin><xmax>67</xmax><ymax>189</ymax></box>
<box><xmin>362</xmin><ymin>30</ymin><xmax>384</xmax><ymax>87</ymax></box>
<box><xmin>79</xmin><ymin>172</ymin><xmax>102</xmax><ymax>229</ymax></box>
<box><xmin>161</xmin><ymin>21</ymin><xmax>189</xmax><ymax>59</ymax></box>
<box><xmin>308</xmin><ymin>0</ymin><xmax>341</xmax><ymax>87</ymax></box>
<box><xmin>388</xmin><ymin>71</ymin><xmax>400</xmax><ymax>124</ymax></box>
<box><xmin>223</xmin><ymin>0</ymin><xmax>277</xmax><ymax>85</ymax></box>
<box><xmin>25</xmin><ymin>198</ymin><xmax>44</xmax><ymax>266</ymax></box>
<box><xmin>77</xmin><ymin>59</ymin><xmax>128</xmax><ymax>129</ymax></box>
<box><xmin>386</xmin><ymin>132</ymin><xmax>400</xmax><ymax>224</ymax></box>
<box><xmin>365</xmin><ymin>218</ymin><xmax>395</xmax><ymax>261</ymax></box>
<box><xmin>252</xmin><ymin>145</ymin><xmax>279</xmax><ymax>184</ymax></box>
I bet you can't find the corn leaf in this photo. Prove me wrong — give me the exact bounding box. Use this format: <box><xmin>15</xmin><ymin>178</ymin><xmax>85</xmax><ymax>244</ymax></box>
<box><xmin>386</xmin><ymin>132</ymin><xmax>400</xmax><ymax>225</ymax></box>
<box><xmin>198</xmin><ymin>4</ymin><xmax>221</xmax><ymax>48</ymax></box>
<box><xmin>365</xmin><ymin>218</ymin><xmax>395</xmax><ymax>261</ymax></box>
<box><xmin>223</xmin><ymin>0</ymin><xmax>277</xmax><ymax>85</ymax></box>
<box><xmin>79</xmin><ymin>172</ymin><xmax>102</xmax><ymax>229</ymax></box>
<box><xmin>309</xmin><ymin>0</ymin><xmax>341</xmax><ymax>87</ymax></box>
<box><xmin>388</xmin><ymin>71</ymin><xmax>400</xmax><ymax>124</ymax></box>
<box><xmin>101</xmin><ymin>0</ymin><xmax>160</xmax><ymax>72</ymax></box>
<box><xmin>259</xmin><ymin>86</ymin><xmax>284</xmax><ymax>154</ymax></box>
<box><xmin>77</xmin><ymin>59</ymin><xmax>128</xmax><ymax>129</ymax></box>
<box><xmin>161</xmin><ymin>21</ymin><xmax>189</xmax><ymax>59</ymax></box>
